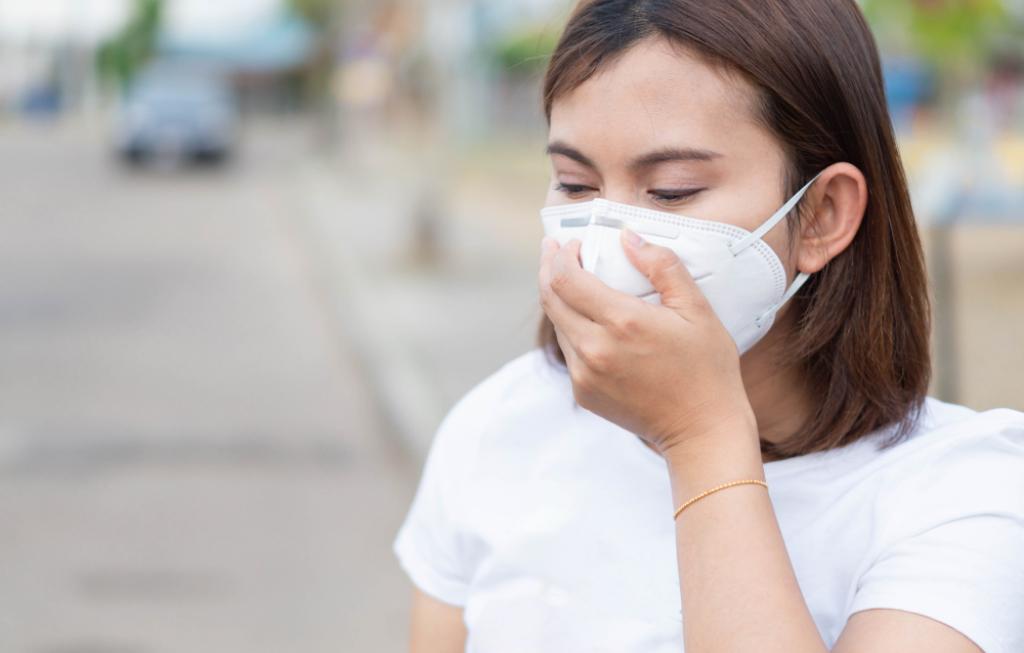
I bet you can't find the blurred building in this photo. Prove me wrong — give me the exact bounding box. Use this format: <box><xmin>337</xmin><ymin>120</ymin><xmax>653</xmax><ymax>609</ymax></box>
<box><xmin>0</xmin><ymin>0</ymin><xmax>321</xmax><ymax>118</ymax></box>
<box><xmin>157</xmin><ymin>9</ymin><xmax>316</xmax><ymax>114</ymax></box>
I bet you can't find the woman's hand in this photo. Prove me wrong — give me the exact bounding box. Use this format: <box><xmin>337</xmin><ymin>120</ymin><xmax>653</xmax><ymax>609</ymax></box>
<box><xmin>538</xmin><ymin>229</ymin><xmax>758</xmax><ymax>461</ymax></box>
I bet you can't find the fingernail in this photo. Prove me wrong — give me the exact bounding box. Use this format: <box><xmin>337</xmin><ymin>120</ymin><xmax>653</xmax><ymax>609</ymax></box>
<box><xmin>541</xmin><ymin>236</ymin><xmax>556</xmax><ymax>252</ymax></box>
<box><xmin>622</xmin><ymin>228</ymin><xmax>646</xmax><ymax>248</ymax></box>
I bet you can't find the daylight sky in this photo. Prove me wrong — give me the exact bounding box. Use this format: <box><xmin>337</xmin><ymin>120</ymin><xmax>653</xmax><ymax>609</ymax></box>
<box><xmin>0</xmin><ymin>0</ymin><xmax>283</xmax><ymax>44</ymax></box>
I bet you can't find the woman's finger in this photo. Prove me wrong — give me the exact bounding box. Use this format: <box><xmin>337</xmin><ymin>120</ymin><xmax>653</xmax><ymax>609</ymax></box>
<box><xmin>549</xmin><ymin>240</ymin><xmax>643</xmax><ymax>325</ymax></box>
<box><xmin>620</xmin><ymin>228</ymin><xmax>709</xmax><ymax>317</ymax></box>
<box><xmin>552</xmin><ymin>324</ymin><xmax>581</xmax><ymax>370</ymax></box>
<box><xmin>539</xmin><ymin>238</ymin><xmax>602</xmax><ymax>346</ymax></box>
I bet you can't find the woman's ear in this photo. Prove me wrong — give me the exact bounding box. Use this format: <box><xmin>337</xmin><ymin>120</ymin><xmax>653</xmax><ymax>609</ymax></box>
<box><xmin>795</xmin><ymin>162</ymin><xmax>868</xmax><ymax>274</ymax></box>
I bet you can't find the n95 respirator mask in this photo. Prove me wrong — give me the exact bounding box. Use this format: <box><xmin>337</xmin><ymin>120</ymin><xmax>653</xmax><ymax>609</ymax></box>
<box><xmin>538</xmin><ymin>173</ymin><xmax>822</xmax><ymax>354</ymax></box>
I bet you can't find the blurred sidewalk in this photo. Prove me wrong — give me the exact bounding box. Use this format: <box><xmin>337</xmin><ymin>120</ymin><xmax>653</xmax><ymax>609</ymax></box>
<box><xmin>298</xmin><ymin>133</ymin><xmax>548</xmax><ymax>459</ymax></box>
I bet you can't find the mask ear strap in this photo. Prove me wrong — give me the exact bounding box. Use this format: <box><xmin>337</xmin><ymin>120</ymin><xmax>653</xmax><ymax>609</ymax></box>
<box><xmin>754</xmin><ymin>270</ymin><xmax>811</xmax><ymax>329</ymax></box>
<box><xmin>728</xmin><ymin>171</ymin><xmax>824</xmax><ymax>256</ymax></box>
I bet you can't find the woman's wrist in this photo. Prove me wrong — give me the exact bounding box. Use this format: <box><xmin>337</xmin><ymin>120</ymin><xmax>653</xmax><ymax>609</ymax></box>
<box><xmin>658</xmin><ymin>402</ymin><xmax>759</xmax><ymax>464</ymax></box>
<box><xmin>661</xmin><ymin>417</ymin><xmax>765</xmax><ymax>505</ymax></box>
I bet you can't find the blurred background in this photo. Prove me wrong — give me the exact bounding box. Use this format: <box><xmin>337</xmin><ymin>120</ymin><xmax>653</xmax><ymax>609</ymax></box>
<box><xmin>0</xmin><ymin>0</ymin><xmax>1021</xmax><ymax>650</ymax></box>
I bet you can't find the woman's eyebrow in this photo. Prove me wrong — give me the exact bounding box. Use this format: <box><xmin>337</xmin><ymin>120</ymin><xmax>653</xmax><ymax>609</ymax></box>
<box><xmin>545</xmin><ymin>140</ymin><xmax>722</xmax><ymax>172</ymax></box>
<box><xmin>629</xmin><ymin>146</ymin><xmax>722</xmax><ymax>170</ymax></box>
<box><xmin>545</xmin><ymin>141</ymin><xmax>599</xmax><ymax>169</ymax></box>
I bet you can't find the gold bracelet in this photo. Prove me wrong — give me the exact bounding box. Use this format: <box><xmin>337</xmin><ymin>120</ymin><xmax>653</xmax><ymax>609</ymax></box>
<box><xmin>673</xmin><ymin>479</ymin><xmax>768</xmax><ymax>520</ymax></box>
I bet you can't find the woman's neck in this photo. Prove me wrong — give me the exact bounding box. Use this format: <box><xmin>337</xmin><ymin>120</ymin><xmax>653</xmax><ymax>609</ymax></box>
<box><xmin>741</xmin><ymin>319</ymin><xmax>813</xmax><ymax>464</ymax></box>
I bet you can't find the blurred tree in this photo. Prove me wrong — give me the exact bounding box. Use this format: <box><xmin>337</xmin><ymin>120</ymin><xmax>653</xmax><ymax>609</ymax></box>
<box><xmin>288</xmin><ymin>0</ymin><xmax>335</xmax><ymax>91</ymax></box>
<box><xmin>288</xmin><ymin>0</ymin><xmax>347</xmax><ymax>149</ymax></box>
<box><xmin>488</xmin><ymin>26</ymin><xmax>560</xmax><ymax>79</ymax></box>
<box><xmin>96</xmin><ymin>0</ymin><xmax>163</xmax><ymax>90</ymax></box>
<box><xmin>862</xmin><ymin>0</ymin><xmax>1009</xmax><ymax>70</ymax></box>
<box><xmin>290</xmin><ymin>0</ymin><xmax>342</xmax><ymax>28</ymax></box>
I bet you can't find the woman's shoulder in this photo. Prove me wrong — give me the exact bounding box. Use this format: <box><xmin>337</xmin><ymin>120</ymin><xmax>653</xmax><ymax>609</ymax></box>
<box><xmin>454</xmin><ymin>346</ymin><xmax>563</xmax><ymax>408</ymax></box>
<box><xmin>789</xmin><ymin>398</ymin><xmax>1024</xmax><ymax>529</ymax></box>
<box><xmin>774</xmin><ymin>397</ymin><xmax>1024</xmax><ymax>481</ymax></box>
<box><xmin>916</xmin><ymin>395</ymin><xmax>1024</xmax><ymax>435</ymax></box>
<box><xmin>901</xmin><ymin>396</ymin><xmax>1024</xmax><ymax>464</ymax></box>
<box><xmin>871</xmin><ymin>397</ymin><xmax>1024</xmax><ymax>526</ymax></box>
<box><xmin>433</xmin><ymin>347</ymin><xmax>567</xmax><ymax>445</ymax></box>
<box><xmin>841</xmin><ymin>400</ymin><xmax>1024</xmax><ymax>653</ymax></box>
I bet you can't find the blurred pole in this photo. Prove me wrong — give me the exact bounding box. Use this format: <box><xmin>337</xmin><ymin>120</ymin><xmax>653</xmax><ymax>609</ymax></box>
<box><xmin>929</xmin><ymin>218</ymin><xmax>961</xmax><ymax>404</ymax></box>
<box><xmin>929</xmin><ymin>84</ymin><xmax>1024</xmax><ymax>404</ymax></box>
<box><xmin>315</xmin><ymin>2</ymin><xmax>346</xmax><ymax>154</ymax></box>
<box><xmin>405</xmin><ymin>0</ymin><xmax>474</xmax><ymax>268</ymax></box>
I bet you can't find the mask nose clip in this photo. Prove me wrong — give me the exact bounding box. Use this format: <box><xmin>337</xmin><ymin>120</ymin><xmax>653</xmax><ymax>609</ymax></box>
<box><xmin>577</xmin><ymin>199</ymin><xmax>608</xmax><ymax>272</ymax></box>
<box><xmin>559</xmin><ymin>216</ymin><xmax>590</xmax><ymax>228</ymax></box>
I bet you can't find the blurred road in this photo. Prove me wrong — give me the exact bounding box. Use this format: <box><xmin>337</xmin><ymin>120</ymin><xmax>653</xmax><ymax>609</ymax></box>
<box><xmin>0</xmin><ymin>118</ymin><xmax>416</xmax><ymax>652</ymax></box>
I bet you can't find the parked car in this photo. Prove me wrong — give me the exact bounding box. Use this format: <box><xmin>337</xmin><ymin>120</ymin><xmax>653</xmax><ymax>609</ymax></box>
<box><xmin>17</xmin><ymin>83</ymin><xmax>62</xmax><ymax>117</ymax></box>
<box><xmin>114</xmin><ymin>64</ymin><xmax>238</xmax><ymax>166</ymax></box>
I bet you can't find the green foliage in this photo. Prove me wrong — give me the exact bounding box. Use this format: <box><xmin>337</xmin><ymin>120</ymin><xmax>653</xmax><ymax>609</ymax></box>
<box><xmin>288</xmin><ymin>0</ymin><xmax>337</xmax><ymax>30</ymax></box>
<box><xmin>488</xmin><ymin>26</ymin><xmax>560</xmax><ymax>78</ymax></box>
<box><xmin>96</xmin><ymin>0</ymin><xmax>163</xmax><ymax>89</ymax></box>
<box><xmin>861</xmin><ymin>0</ymin><xmax>1009</xmax><ymax>68</ymax></box>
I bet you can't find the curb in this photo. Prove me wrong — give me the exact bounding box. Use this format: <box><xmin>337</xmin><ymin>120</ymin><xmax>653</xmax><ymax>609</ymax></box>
<box><xmin>296</xmin><ymin>162</ymin><xmax>446</xmax><ymax>463</ymax></box>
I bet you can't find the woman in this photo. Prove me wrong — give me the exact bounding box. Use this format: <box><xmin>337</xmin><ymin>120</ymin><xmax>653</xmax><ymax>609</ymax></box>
<box><xmin>392</xmin><ymin>1</ymin><xmax>1024</xmax><ymax>651</ymax></box>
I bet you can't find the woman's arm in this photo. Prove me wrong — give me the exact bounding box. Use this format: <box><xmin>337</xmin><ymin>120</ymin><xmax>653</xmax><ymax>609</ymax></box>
<box><xmin>664</xmin><ymin>427</ymin><xmax>827</xmax><ymax>652</ymax></box>
<box><xmin>664</xmin><ymin>427</ymin><xmax>986</xmax><ymax>653</ymax></box>
<box><xmin>408</xmin><ymin>586</ymin><xmax>467</xmax><ymax>653</ymax></box>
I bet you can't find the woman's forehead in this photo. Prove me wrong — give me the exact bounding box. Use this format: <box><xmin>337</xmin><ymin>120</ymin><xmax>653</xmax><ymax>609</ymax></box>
<box><xmin>547</xmin><ymin>37</ymin><xmax>767</xmax><ymax>163</ymax></box>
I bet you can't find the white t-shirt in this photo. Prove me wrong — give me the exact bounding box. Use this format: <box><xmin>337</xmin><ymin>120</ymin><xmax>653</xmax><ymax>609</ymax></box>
<box><xmin>392</xmin><ymin>348</ymin><xmax>1024</xmax><ymax>652</ymax></box>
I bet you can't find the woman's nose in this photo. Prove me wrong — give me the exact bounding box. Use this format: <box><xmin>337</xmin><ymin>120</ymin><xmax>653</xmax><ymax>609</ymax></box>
<box><xmin>601</xmin><ymin>185</ymin><xmax>641</xmax><ymax>206</ymax></box>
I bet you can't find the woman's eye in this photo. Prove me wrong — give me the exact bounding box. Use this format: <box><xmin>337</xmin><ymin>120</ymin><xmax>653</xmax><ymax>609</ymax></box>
<box><xmin>554</xmin><ymin>182</ymin><xmax>595</xmax><ymax>197</ymax></box>
<box><xmin>650</xmin><ymin>188</ymin><xmax>704</xmax><ymax>203</ymax></box>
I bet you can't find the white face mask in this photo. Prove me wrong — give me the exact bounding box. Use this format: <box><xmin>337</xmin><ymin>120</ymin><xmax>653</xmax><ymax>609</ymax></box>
<box><xmin>539</xmin><ymin>172</ymin><xmax>822</xmax><ymax>354</ymax></box>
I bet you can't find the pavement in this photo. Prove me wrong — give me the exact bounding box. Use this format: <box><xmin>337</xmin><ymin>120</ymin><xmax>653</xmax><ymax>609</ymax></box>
<box><xmin>0</xmin><ymin>116</ymin><xmax>420</xmax><ymax>652</ymax></box>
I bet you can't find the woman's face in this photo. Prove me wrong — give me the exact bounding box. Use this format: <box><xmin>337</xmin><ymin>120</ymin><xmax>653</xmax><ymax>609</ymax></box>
<box><xmin>545</xmin><ymin>36</ymin><xmax>796</xmax><ymax>262</ymax></box>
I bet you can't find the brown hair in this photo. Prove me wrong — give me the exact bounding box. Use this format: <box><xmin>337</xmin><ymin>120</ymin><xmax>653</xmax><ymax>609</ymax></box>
<box><xmin>538</xmin><ymin>0</ymin><xmax>931</xmax><ymax>460</ymax></box>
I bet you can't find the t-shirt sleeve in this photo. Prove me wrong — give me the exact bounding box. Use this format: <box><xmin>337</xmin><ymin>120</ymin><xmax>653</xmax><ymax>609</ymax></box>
<box><xmin>845</xmin><ymin>413</ymin><xmax>1024</xmax><ymax>653</ymax></box>
<box><xmin>391</xmin><ymin>367</ymin><xmax>503</xmax><ymax>607</ymax></box>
